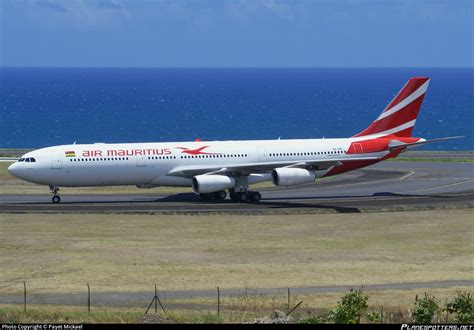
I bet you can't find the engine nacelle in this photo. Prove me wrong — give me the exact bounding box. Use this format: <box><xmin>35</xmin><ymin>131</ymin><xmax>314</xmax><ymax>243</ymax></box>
<box><xmin>271</xmin><ymin>168</ymin><xmax>316</xmax><ymax>186</ymax></box>
<box><xmin>192</xmin><ymin>175</ymin><xmax>236</xmax><ymax>194</ymax></box>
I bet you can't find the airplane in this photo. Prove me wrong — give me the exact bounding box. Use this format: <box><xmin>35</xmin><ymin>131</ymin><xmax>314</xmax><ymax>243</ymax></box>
<box><xmin>8</xmin><ymin>77</ymin><xmax>460</xmax><ymax>204</ymax></box>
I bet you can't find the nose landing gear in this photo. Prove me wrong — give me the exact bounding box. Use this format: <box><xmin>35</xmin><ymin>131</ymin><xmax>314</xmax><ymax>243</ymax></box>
<box><xmin>49</xmin><ymin>185</ymin><xmax>61</xmax><ymax>203</ymax></box>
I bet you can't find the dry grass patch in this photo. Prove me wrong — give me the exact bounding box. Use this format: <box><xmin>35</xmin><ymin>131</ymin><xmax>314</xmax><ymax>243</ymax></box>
<box><xmin>0</xmin><ymin>209</ymin><xmax>472</xmax><ymax>295</ymax></box>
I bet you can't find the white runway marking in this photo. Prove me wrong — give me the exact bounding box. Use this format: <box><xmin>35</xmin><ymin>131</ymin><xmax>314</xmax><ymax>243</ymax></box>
<box><xmin>405</xmin><ymin>179</ymin><xmax>474</xmax><ymax>193</ymax></box>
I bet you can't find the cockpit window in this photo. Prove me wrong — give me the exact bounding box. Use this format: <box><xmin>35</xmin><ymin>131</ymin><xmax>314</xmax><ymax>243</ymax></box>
<box><xmin>17</xmin><ymin>157</ymin><xmax>36</xmax><ymax>162</ymax></box>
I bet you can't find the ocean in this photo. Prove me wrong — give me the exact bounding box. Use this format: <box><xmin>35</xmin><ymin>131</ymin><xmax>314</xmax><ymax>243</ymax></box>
<box><xmin>0</xmin><ymin>67</ymin><xmax>472</xmax><ymax>150</ymax></box>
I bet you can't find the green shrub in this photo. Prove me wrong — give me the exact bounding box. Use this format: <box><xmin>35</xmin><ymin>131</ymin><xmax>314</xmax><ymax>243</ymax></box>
<box><xmin>298</xmin><ymin>315</ymin><xmax>325</xmax><ymax>324</ymax></box>
<box><xmin>328</xmin><ymin>289</ymin><xmax>368</xmax><ymax>324</ymax></box>
<box><xmin>367</xmin><ymin>311</ymin><xmax>381</xmax><ymax>323</ymax></box>
<box><xmin>446</xmin><ymin>292</ymin><xmax>473</xmax><ymax>324</ymax></box>
<box><xmin>412</xmin><ymin>293</ymin><xmax>439</xmax><ymax>324</ymax></box>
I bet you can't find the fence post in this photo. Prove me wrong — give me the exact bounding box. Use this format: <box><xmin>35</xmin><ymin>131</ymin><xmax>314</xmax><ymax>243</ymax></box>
<box><xmin>217</xmin><ymin>286</ymin><xmax>220</xmax><ymax>318</ymax></box>
<box><xmin>87</xmin><ymin>283</ymin><xmax>91</xmax><ymax>314</ymax></box>
<box><xmin>144</xmin><ymin>285</ymin><xmax>166</xmax><ymax>316</ymax></box>
<box><xmin>155</xmin><ymin>284</ymin><xmax>158</xmax><ymax>314</ymax></box>
<box><xmin>23</xmin><ymin>281</ymin><xmax>26</xmax><ymax>313</ymax></box>
<box><xmin>287</xmin><ymin>288</ymin><xmax>290</xmax><ymax>314</ymax></box>
<box><xmin>445</xmin><ymin>299</ymin><xmax>449</xmax><ymax>323</ymax></box>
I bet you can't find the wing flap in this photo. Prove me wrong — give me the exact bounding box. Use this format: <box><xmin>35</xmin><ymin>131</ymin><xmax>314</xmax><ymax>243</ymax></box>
<box><xmin>167</xmin><ymin>156</ymin><xmax>380</xmax><ymax>178</ymax></box>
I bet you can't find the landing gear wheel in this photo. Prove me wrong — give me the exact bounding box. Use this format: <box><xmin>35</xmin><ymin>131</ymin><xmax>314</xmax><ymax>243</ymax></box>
<box><xmin>239</xmin><ymin>192</ymin><xmax>248</xmax><ymax>202</ymax></box>
<box><xmin>199</xmin><ymin>191</ymin><xmax>226</xmax><ymax>201</ymax></box>
<box><xmin>218</xmin><ymin>190</ymin><xmax>227</xmax><ymax>200</ymax></box>
<box><xmin>251</xmin><ymin>191</ymin><xmax>262</xmax><ymax>203</ymax></box>
<box><xmin>49</xmin><ymin>185</ymin><xmax>61</xmax><ymax>204</ymax></box>
<box><xmin>230</xmin><ymin>192</ymin><xmax>239</xmax><ymax>202</ymax></box>
<box><xmin>215</xmin><ymin>190</ymin><xmax>227</xmax><ymax>200</ymax></box>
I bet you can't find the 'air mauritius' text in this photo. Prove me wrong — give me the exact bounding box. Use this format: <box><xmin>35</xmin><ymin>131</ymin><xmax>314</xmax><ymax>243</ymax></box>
<box><xmin>82</xmin><ymin>148</ymin><xmax>171</xmax><ymax>157</ymax></box>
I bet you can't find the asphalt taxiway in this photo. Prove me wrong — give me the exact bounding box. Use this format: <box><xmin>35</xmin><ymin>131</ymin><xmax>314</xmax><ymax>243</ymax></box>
<box><xmin>0</xmin><ymin>161</ymin><xmax>472</xmax><ymax>213</ymax></box>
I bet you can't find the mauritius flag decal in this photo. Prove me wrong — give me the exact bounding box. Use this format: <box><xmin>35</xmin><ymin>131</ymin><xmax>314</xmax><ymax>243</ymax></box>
<box><xmin>65</xmin><ymin>150</ymin><xmax>76</xmax><ymax>157</ymax></box>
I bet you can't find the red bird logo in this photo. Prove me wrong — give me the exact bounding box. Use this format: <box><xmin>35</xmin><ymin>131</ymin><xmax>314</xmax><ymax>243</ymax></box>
<box><xmin>176</xmin><ymin>146</ymin><xmax>219</xmax><ymax>155</ymax></box>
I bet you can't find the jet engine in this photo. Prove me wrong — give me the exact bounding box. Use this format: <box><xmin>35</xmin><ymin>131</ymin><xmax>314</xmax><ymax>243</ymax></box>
<box><xmin>271</xmin><ymin>168</ymin><xmax>316</xmax><ymax>186</ymax></box>
<box><xmin>192</xmin><ymin>175</ymin><xmax>236</xmax><ymax>194</ymax></box>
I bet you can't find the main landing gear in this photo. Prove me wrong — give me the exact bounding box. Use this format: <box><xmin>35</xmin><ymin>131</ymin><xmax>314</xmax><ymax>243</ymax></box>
<box><xmin>199</xmin><ymin>190</ymin><xmax>227</xmax><ymax>201</ymax></box>
<box><xmin>229</xmin><ymin>190</ymin><xmax>262</xmax><ymax>203</ymax></box>
<box><xmin>229</xmin><ymin>176</ymin><xmax>262</xmax><ymax>203</ymax></box>
<box><xmin>198</xmin><ymin>177</ymin><xmax>262</xmax><ymax>203</ymax></box>
<box><xmin>198</xmin><ymin>190</ymin><xmax>262</xmax><ymax>203</ymax></box>
<box><xmin>49</xmin><ymin>185</ymin><xmax>61</xmax><ymax>204</ymax></box>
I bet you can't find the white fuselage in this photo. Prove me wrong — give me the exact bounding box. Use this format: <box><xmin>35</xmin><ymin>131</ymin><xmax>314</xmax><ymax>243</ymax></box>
<box><xmin>8</xmin><ymin>137</ymin><xmax>384</xmax><ymax>188</ymax></box>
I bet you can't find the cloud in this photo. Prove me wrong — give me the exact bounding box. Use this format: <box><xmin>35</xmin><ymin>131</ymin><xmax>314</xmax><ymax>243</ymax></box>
<box><xmin>34</xmin><ymin>0</ymin><xmax>69</xmax><ymax>13</ymax></box>
<box><xmin>26</xmin><ymin>0</ymin><xmax>130</xmax><ymax>26</ymax></box>
<box><xmin>87</xmin><ymin>0</ymin><xmax>124</xmax><ymax>11</ymax></box>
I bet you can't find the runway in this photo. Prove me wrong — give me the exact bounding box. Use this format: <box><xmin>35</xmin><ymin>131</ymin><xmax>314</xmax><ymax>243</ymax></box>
<box><xmin>0</xmin><ymin>162</ymin><xmax>472</xmax><ymax>214</ymax></box>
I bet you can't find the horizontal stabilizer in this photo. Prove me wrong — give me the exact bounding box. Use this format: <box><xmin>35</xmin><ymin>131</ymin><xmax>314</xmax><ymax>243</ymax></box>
<box><xmin>388</xmin><ymin>136</ymin><xmax>464</xmax><ymax>151</ymax></box>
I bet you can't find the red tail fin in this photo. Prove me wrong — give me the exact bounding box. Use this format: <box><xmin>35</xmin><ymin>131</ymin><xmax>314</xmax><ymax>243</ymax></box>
<box><xmin>354</xmin><ymin>77</ymin><xmax>430</xmax><ymax>138</ymax></box>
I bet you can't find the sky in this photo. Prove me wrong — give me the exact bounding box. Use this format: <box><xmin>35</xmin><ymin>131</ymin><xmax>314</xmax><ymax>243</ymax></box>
<box><xmin>0</xmin><ymin>0</ymin><xmax>472</xmax><ymax>67</ymax></box>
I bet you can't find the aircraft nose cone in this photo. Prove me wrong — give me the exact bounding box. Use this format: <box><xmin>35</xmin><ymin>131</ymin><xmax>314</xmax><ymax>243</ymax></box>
<box><xmin>8</xmin><ymin>163</ymin><xmax>21</xmax><ymax>178</ymax></box>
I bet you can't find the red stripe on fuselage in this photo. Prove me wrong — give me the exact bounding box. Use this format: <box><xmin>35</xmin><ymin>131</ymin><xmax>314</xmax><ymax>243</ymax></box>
<box><xmin>325</xmin><ymin>147</ymin><xmax>406</xmax><ymax>177</ymax></box>
<box><xmin>348</xmin><ymin>137</ymin><xmax>419</xmax><ymax>154</ymax></box>
<box><xmin>325</xmin><ymin>159</ymin><xmax>379</xmax><ymax>176</ymax></box>
<box><xmin>329</xmin><ymin>137</ymin><xmax>418</xmax><ymax>176</ymax></box>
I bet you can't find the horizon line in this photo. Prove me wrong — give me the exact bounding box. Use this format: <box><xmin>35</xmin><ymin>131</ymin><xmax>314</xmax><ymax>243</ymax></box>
<box><xmin>1</xmin><ymin>65</ymin><xmax>473</xmax><ymax>69</ymax></box>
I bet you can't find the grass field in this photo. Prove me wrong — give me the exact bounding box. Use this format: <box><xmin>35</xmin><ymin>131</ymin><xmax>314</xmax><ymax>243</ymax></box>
<box><xmin>0</xmin><ymin>210</ymin><xmax>472</xmax><ymax>296</ymax></box>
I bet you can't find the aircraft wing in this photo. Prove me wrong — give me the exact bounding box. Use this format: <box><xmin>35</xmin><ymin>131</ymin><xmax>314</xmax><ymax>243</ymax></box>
<box><xmin>167</xmin><ymin>156</ymin><xmax>380</xmax><ymax>178</ymax></box>
<box><xmin>388</xmin><ymin>136</ymin><xmax>463</xmax><ymax>151</ymax></box>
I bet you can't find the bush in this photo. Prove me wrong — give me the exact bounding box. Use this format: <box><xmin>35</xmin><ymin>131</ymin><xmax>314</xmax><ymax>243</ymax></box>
<box><xmin>367</xmin><ymin>311</ymin><xmax>381</xmax><ymax>323</ymax></box>
<box><xmin>446</xmin><ymin>292</ymin><xmax>473</xmax><ymax>324</ymax></box>
<box><xmin>412</xmin><ymin>293</ymin><xmax>439</xmax><ymax>324</ymax></box>
<box><xmin>298</xmin><ymin>315</ymin><xmax>325</xmax><ymax>324</ymax></box>
<box><xmin>328</xmin><ymin>289</ymin><xmax>368</xmax><ymax>324</ymax></box>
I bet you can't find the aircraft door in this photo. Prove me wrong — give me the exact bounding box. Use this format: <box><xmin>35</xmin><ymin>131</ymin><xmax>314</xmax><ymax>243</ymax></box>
<box><xmin>51</xmin><ymin>151</ymin><xmax>62</xmax><ymax>169</ymax></box>
<box><xmin>257</xmin><ymin>147</ymin><xmax>267</xmax><ymax>162</ymax></box>
<box><xmin>136</xmin><ymin>155</ymin><xmax>146</xmax><ymax>167</ymax></box>
<box><xmin>353</xmin><ymin>143</ymin><xmax>364</xmax><ymax>154</ymax></box>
